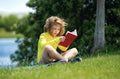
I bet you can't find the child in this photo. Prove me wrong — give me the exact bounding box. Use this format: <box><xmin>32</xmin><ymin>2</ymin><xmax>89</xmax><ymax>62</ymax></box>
<box><xmin>37</xmin><ymin>16</ymin><xmax>79</xmax><ymax>64</ymax></box>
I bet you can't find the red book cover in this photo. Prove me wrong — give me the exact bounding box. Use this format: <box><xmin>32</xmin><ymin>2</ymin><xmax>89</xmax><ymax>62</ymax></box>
<box><xmin>59</xmin><ymin>29</ymin><xmax>77</xmax><ymax>47</ymax></box>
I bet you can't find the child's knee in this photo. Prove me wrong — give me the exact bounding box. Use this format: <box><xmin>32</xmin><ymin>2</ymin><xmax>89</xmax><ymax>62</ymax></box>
<box><xmin>72</xmin><ymin>48</ymin><xmax>78</xmax><ymax>55</ymax></box>
<box><xmin>44</xmin><ymin>45</ymin><xmax>53</xmax><ymax>51</ymax></box>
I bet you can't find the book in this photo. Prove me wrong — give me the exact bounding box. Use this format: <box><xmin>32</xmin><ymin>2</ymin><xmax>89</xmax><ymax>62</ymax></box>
<box><xmin>58</xmin><ymin>29</ymin><xmax>77</xmax><ymax>51</ymax></box>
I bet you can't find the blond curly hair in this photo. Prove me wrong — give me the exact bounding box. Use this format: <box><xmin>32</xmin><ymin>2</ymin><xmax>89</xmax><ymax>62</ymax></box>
<box><xmin>44</xmin><ymin>16</ymin><xmax>67</xmax><ymax>36</ymax></box>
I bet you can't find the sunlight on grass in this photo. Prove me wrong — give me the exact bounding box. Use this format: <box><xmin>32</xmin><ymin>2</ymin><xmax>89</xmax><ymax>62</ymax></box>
<box><xmin>0</xmin><ymin>51</ymin><xmax>120</xmax><ymax>79</ymax></box>
<box><xmin>0</xmin><ymin>28</ymin><xmax>23</xmax><ymax>38</ymax></box>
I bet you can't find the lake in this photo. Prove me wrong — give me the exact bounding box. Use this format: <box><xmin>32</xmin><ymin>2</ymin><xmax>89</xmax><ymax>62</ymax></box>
<box><xmin>0</xmin><ymin>38</ymin><xmax>18</xmax><ymax>68</ymax></box>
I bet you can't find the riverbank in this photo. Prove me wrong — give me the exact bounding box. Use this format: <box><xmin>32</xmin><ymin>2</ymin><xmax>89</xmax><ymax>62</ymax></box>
<box><xmin>0</xmin><ymin>28</ymin><xmax>23</xmax><ymax>38</ymax></box>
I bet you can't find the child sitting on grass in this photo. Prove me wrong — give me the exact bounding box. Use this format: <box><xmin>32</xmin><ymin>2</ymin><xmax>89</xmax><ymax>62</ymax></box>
<box><xmin>37</xmin><ymin>16</ymin><xmax>80</xmax><ymax>64</ymax></box>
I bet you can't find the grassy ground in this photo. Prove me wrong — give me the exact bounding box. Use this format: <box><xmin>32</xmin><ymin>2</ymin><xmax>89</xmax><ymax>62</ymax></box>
<box><xmin>0</xmin><ymin>28</ymin><xmax>23</xmax><ymax>38</ymax></box>
<box><xmin>0</xmin><ymin>51</ymin><xmax>120</xmax><ymax>79</ymax></box>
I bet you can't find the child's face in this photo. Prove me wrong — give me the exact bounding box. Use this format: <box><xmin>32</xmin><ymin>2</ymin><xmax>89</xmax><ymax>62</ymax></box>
<box><xmin>49</xmin><ymin>25</ymin><xmax>61</xmax><ymax>37</ymax></box>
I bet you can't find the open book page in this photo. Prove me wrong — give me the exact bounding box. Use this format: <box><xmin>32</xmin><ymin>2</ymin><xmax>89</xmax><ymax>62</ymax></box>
<box><xmin>66</xmin><ymin>29</ymin><xmax>77</xmax><ymax>36</ymax></box>
<box><xmin>58</xmin><ymin>29</ymin><xmax>77</xmax><ymax>51</ymax></box>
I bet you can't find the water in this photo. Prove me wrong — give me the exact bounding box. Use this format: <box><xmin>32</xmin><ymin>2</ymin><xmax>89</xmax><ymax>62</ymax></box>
<box><xmin>0</xmin><ymin>38</ymin><xmax>18</xmax><ymax>68</ymax></box>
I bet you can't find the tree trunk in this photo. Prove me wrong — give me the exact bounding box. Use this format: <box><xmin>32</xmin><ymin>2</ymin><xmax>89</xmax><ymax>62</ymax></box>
<box><xmin>90</xmin><ymin>0</ymin><xmax>105</xmax><ymax>54</ymax></box>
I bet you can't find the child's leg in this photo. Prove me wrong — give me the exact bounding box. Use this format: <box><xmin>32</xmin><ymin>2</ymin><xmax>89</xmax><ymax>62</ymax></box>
<box><xmin>40</xmin><ymin>45</ymin><xmax>67</xmax><ymax>64</ymax></box>
<box><xmin>62</xmin><ymin>48</ymin><xmax>78</xmax><ymax>60</ymax></box>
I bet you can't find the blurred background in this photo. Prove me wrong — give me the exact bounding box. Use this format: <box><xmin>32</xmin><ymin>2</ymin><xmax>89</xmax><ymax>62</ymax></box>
<box><xmin>0</xmin><ymin>0</ymin><xmax>120</xmax><ymax>67</ymax></box>
<box><xmin>0</xmin><ymin>0</ymin><xmax>34</xmax><ymax>67</ymax></box>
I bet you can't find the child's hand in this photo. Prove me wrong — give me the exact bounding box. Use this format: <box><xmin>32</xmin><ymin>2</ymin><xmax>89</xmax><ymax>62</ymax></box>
<box><xmin>59</xmin><ymin>36</ymin><xmax>65</xmax><ymax>42</ymax></box>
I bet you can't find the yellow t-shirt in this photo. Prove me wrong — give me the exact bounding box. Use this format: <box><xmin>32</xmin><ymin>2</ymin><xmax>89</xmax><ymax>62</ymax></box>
<box><xmin>37</xmin><ymin>32</ymin><xmax>60</xmax><ymax>63</ymax></box>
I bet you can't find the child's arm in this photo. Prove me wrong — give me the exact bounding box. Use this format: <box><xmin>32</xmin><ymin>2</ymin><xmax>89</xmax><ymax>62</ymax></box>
<box><xmin>39</xmin><ymin>35</ymin><xmax>60</xmax><ymax>47</ymax></box>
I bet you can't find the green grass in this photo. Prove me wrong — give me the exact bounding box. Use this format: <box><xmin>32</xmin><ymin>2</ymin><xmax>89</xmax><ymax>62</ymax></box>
<box><xmin>0</xmin><ymin>51</ymin><xmax>120</xmax><ymax>79</ymax></box>
<box><xmin>0</xmin><ymin>28</ymin><xmax>23</xmax><ymax>38</ymax></box>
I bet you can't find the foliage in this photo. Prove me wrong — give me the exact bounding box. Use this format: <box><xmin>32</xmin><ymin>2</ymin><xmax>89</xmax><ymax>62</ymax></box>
<box><xmin>10</xmin><ymin>0</ymin><xmax>120</xmax><ymax>65</ymax></box>
<box><xmin>27</xmin><ymin>0</ymin><xmax>96</xmax><ymax>55</ymax></box>
<box><xmin>10</xmin><ymin>14</ymin><xmax>37</xmax><ymax>66</ymax></box>
<box><xmin>105</xmin><ymin>0</ymin><xmax>120</xmax><ymax>49</ymax></box>
<box><xmin>0</xmin><ymin>15</ymin><xmax>19</xmax><ymax>31</ymax></box>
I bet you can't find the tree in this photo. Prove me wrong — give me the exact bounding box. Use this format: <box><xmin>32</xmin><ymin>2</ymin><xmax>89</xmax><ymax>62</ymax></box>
<box><xmin>10</xmin><ymin>14</ymin><xmax>37</xmax><ymax>66</ymax></box>
<box><xmin>0</xmin><ymin>14</ymin><xmax>19</xmax><ymax>31</ymax></box>
<box><xmin>11</xmin><ymin>0</ymin><xmax>89</xmax><ymax>66</ymax></box>
<box><xmin>11</xmin><ymin>0</ymin><xmax>120</xmax><ymax>65</ymax></box>
<box><xmin>105</xmin><ymin>0</ymin><xmax>120</xmax><ymax>49</ymax></box>
<box><xmin>91</xmin><ymin>0</ymin><xmax>105</xmax><ymax>54</ymax></box>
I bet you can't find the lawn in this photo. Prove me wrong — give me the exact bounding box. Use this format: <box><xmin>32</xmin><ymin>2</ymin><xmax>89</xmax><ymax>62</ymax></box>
<box><xmin>0</xmin><ymin>51</ymin><xmax>120</xmax><ymax>79</ymax></box>
<box><xmin>0</xmin><ymin>28</ymin><xmax>23</xmax><ymax>38</ymax></box>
